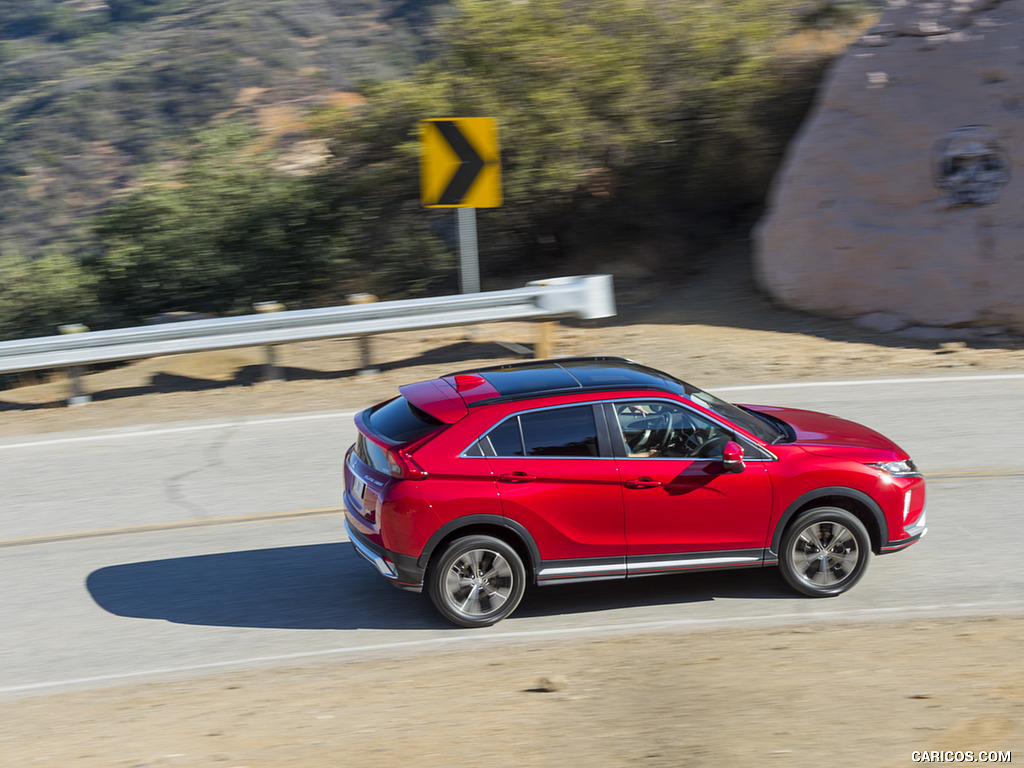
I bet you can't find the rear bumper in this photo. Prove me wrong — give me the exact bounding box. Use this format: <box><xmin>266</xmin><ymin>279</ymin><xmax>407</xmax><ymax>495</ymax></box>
<box><xmin>344</xmin><ymin>516</ymin><xmax>425</xmax><ymax>592</ymax></box>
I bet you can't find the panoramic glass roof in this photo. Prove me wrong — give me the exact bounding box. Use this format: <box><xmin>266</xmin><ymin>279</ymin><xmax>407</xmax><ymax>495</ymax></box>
<box><xmin>477</xmin><ymin>360</ymin><xmax>687</xmax><ymax>397</ymax></box>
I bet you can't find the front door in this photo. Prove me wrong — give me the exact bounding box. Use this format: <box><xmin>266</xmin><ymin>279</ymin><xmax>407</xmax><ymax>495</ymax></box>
<box><xmin>608</xmin><ymin>400</ymin><xmax>774</xmax><ymax>575</ymax></box>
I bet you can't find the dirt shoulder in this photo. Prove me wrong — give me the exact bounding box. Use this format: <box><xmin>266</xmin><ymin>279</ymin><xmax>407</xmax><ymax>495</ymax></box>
<box><xmin>3</xmin><ymin>615</ymin><xmax>1021</xmax><ymax>768</ymax></box>
<box><xmin>4</xmin><ymin>248</ymin><xmax>1022</xmax><ymax>765</ymax></box>
<box><xmin>4</xmin><ymin>246</ymin><xmax>1024</xmax><ymax>437</ymax></box>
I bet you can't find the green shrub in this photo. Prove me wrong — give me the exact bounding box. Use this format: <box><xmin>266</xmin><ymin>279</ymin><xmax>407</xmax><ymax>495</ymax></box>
<box><xmin>0</xmin><ymin>252</ymin><xmax>101</xmax><ymax>341</ymax></box>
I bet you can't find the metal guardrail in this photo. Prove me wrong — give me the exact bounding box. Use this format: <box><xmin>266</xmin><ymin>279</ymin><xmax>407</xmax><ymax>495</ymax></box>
<box><xmin>0</xmin><ymin>274</ymin><xmax>616</xmax><ymax>404</ymax></box>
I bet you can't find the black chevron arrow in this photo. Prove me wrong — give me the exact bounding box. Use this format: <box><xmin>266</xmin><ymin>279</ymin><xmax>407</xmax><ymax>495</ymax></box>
<box><xmin>435</xmin><ymin>120</ymin><xmax>486</xmax><ymax>205</ymax></box>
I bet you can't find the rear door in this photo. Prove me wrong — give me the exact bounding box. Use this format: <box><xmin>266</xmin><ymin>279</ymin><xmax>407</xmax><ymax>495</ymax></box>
<box><xmin>476</xmin><ymin>403</ymin><xmax>627</xmax><ymax>583</ymax></box>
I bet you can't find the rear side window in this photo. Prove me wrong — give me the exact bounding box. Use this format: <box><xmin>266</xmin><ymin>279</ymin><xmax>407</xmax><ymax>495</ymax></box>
<box><xmin>367</xmin><ymin>396</ymin><xmax>443</xmax><ymax>444</ymax></box>
<box><xmin>473</xmin><ymin>405</ymin><xmax>599</xmax><ymax>458</ymax></box>
<box><xmin>521</xmin><ymin>406</ymin><xmax>598</xmax><ymax>457</ymax></box>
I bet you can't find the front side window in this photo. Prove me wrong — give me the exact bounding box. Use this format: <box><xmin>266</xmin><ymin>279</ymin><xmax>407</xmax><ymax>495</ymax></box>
<box><xmin>613</xmin><ymin>401</ymin><xmax>733</xmax><ymax>459</ymax></box>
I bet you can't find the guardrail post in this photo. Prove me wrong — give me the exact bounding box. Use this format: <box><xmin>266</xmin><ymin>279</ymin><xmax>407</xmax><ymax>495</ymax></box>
<box><xmin>535</xmin><ymin>320</ymin><xmax>556</xmax><ymax>359</ymax></box>
<box><xmin>346</xmin><ymin>294</ymin><xmax>380</xmax><ymax>375</ymax></box>
<box><xmin>58</xmin><ymin>324</ymin><xmax>91</xmax><ymax>406</ymax></box>
<box><xmin>253</xmin><ymin>302</ymin><xmax>286</xmax><ymax>382</ymax></box>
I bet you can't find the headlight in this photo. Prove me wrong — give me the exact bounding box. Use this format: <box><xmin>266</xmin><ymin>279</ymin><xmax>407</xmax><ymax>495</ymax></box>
<box><xmin>868</xmin><ymin>459</ymin><xmax>921</xmax><ymax>477</ymax></box>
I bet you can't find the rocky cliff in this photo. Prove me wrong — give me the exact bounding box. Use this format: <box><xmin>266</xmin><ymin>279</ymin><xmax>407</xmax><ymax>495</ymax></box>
<box><xmin>755</xmin><ymin>0</ymin><xmax>1024</xmax><ymax>337</ymax></box>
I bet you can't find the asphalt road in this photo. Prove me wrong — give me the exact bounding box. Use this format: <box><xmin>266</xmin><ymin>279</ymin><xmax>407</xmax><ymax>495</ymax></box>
<box><xmin>3</xmin><ymin>373</ymin><xmax>1023</xmax><ymax>701</ymax></box>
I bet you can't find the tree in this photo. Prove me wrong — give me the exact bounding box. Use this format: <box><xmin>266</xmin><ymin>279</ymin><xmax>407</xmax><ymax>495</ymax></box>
<box><xmin>313</xmin><ymin>0</ymin><xmax>816</xmax><ymax>270</ymax></box>
<box><xmin>79</xmin><ymin>0</ymin><xmax>872</xmax><ymax>327</ymax></box>
<box><xmin>0</xmin><ymin>251</ymin><xmax>100</xmax><ymax>340</ymax></box>
<box><xmin>92</xmin><ymin>127</ymin><xmax>347</xmax><ymax>321</ymax></box>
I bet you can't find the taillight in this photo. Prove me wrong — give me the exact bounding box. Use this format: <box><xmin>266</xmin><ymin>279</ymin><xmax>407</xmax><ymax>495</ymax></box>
<box><xmin>386</xmin><ymin>447</ymin><xmax>428</xmax><ymax>480</ymax></box>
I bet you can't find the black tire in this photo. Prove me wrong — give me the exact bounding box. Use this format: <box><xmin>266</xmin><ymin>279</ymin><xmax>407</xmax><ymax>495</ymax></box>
<box><xmin>779</xmin><ymin>507</ymin><xmax>871</xmax><ymax>597</ymax></box>
<box><xmin>427</xmin><ymin>535</ymin><xmax>527</xmax><ymax>627</ymax></box>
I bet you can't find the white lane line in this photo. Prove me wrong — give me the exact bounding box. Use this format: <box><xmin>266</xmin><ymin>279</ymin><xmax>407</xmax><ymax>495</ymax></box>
<box><xmin>5</xmin><ymin>371</ymin><xmax>1024</xmax><ymax>451</ymax></box>
<box><xmin>713</xmin><ymin>372</ymin><xmax>1024</xmax><ymax>392</ymax></box>
<box><xmin>0</xmin><ymin>507</ymin><xmax>346</xmax><ymax>549</ymax></box>
<box><xmin>0</xmin><ymin>410</ymin><xmax>358</xmax><ymax>451</ymax></box>
<box><xmin>4</xmin><ymin>599</ymin><xmax>1023</xmax><ymax>695</ymax></box>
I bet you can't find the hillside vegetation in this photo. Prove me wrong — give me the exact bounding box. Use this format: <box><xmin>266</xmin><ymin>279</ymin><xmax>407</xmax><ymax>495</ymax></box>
<box><xmin>0</xmin><ymin>0</ymin><xmax>878</xmax><ymax>341</ymax></box>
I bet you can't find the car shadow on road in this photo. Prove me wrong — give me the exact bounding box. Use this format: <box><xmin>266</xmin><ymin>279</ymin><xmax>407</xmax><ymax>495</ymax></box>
<box><xmin>86</xmin><ymin>543</ymin><xmax>445</xmax><ymax>631</ymax></box>
<box><xmin>85</xmin><ymin>543</ymin><xmax>794</xmax><ymax>631</ymax></box>
<box><xmin>515</xmin><ymin>568</ymin><xmax>793</xmax><ymax>621</ymax></box>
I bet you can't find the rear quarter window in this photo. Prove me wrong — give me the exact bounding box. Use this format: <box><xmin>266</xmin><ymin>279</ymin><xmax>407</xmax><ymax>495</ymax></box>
<box><xmin>486</xmin><ymin>419</ymin><xmax>524</xmax><ymax>456</ymax></box>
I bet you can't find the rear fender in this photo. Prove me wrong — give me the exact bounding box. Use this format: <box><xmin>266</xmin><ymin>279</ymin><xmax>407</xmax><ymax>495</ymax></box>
<box><xmin>417</xmin><ymin>515</ymin><xmax>541</xmax><ymax>580</ymax></box>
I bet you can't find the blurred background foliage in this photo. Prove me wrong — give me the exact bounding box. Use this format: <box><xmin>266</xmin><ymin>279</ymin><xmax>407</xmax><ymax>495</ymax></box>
<box><xmin>0</xmin><ymin>0</ymin><xmax>880</xmax><ymax>340</ymax></box>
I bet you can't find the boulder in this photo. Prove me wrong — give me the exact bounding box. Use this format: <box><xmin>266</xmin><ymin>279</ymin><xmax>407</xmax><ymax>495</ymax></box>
<box><xmin>754</xmin><ymin>0</ymin><xmax>1024</xmax><ymax>333</ymax></box>
<box><xmin>855</xmin><ymin>311</ymin><xmax>909</xmax><ymax>332</ymax></box>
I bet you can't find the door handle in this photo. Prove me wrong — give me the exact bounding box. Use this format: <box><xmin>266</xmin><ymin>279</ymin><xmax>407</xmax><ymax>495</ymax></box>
<box><xmin>624</xmin><ymin>476</ymin><xmax>663</xmax><ymax>489</ymax></box>
<box><xmin>499</xmin><ymin>472</ymin><xmax>537</xmax><ymax>483</ymax></box>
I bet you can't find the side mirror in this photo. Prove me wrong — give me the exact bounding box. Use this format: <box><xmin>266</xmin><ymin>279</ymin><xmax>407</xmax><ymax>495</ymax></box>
<box><xmin>722</xmin><ymin>441</ymin><xmax>745</xmax><ymax>473</ymax></box>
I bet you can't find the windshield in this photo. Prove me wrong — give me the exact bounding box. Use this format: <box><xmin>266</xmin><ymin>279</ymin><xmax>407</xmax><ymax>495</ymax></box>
<box><xmin>681</xmin><ymin>383</ymin><xmax>786</xmax><ymax>444</ymax></box>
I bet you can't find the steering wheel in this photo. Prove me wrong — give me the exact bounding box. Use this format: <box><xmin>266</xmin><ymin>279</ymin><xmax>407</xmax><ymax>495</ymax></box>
<box><xmin>622</xmin><ymin>406</ymin><xmax>675</xmax><ymax>455</ymax></box>
<box><xmin>640</xmin><ymin>409</ymin><xmax>674</xmax><ymax>455</ymax></box>
<box><xmin>679</xmin><ymin>426</ymin><xmax>713</xmax><ymax>457</ymax></box>
<box><xmin>656</xmin><ymin>410</ymin><xmax>674</xmax><ymax>445</ymax></box>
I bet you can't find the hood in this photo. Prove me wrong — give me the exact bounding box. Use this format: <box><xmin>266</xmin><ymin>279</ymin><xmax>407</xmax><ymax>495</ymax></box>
<box><xmin>744</xmin><ymin>405</ymin><xmax>905</xmax><ymax>456</ymax></box>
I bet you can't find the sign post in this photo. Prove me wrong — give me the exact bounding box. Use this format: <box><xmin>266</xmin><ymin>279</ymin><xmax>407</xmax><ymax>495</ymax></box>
<box><xmin>420</xmin><ymin>118</ymin><xmax>501</xmax><ymax>293</ymax></box>
<box><xmin>456</xmin><ymin>207</ymin><xmax>479</xmax><ymax>294</ymax></box>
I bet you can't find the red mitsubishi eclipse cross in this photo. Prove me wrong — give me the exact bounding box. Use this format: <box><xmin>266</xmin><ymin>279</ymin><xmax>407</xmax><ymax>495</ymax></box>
<box><xmin>343</xmin><ymin>357</ymin><xmax>927</xmax><ymax>627</ymax></box>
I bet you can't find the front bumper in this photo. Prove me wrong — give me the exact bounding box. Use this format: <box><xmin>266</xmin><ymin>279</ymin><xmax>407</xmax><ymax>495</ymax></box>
<box><xmin>881</xmin><ymin>509</ymin><xmax>928</xmax><ymax>553</ymax></box>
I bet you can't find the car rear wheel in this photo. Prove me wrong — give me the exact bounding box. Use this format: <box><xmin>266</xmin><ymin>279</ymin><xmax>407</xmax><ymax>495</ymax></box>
<box><xmin>428</xmin><ymin>535</ymin><xmax>526</xmax><ymax>627</ymax></box>
<box><xmin>779</xmin><ymin>507</ymin><xmax>870</xmax><ymax>597</ymax></box>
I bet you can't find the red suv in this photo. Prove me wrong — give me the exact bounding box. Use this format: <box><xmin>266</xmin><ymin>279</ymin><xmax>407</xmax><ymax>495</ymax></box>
<box><xmin>344</xmin><ymin>357</ymin><xmax>926</xmax><ymax>627</ymax></box>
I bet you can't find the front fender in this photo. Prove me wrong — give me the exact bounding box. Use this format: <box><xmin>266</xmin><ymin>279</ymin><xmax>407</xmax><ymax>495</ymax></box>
<box><xmin>770</xmin><ymin>486</ymin><xmax>887</xmax><ymax>556</ymax></box>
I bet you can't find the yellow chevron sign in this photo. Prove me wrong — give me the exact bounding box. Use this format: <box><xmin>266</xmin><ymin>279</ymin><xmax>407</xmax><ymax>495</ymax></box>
<box><xmin>420</xmin><ymin>118</ymin><xmax>502</xmax><ymax>208</ymax></box>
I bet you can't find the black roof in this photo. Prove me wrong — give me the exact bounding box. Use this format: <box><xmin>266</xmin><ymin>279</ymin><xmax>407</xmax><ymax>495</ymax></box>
<box><xmin>448</xmin><ymin>356</ymin><xmax>691</xmax><ymax>399</ymax></box>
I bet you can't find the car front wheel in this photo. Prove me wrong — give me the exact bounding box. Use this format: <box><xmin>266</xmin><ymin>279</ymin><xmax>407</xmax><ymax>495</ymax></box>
<box><xmin>428</xmin><ymin>535</ymin><xmax>526</xmax><ymax>627</ymax></box>
<box><xmin>779</xmin><ymin>507</ymin><xmax>871</xmax><ymax>597</ymax></box>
